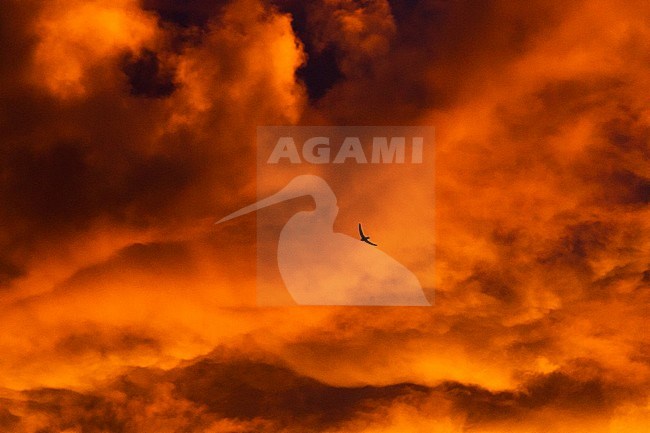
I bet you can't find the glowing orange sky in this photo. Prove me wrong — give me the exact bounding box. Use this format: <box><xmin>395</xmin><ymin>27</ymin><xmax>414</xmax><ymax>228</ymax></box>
<box><xmin>0</xmin><ymin>0</ymin><xmax>649</xmax><ymax>431</ymax></box>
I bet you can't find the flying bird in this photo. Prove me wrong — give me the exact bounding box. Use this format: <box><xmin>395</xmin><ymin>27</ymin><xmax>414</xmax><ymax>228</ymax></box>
<box><xmin>217</xmin><ymin>175</ymin><xmax>429</xmax><ymax>306</ymax></box>
<box><xmin>358</xmin><ymin>223</ymin><xmax>377</xmax><ymax>246</ymax></box>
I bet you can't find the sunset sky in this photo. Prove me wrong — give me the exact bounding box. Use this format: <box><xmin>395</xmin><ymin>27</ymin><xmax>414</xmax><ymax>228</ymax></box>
<box><xmin>0</xmin><ymin>0</ymin><xmax>649</xmax><ymax>431</ymax></box>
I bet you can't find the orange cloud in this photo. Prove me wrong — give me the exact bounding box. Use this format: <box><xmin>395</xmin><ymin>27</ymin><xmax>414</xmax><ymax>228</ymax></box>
<box><xmin>31</xmin><ymin>0</ymin><xmax>159</xmax><ymax>98</ymax></box>
<box><xmin>0</xmin><ymin>0</ymin><xmax>649</xmax><ymax>431</ymax></box>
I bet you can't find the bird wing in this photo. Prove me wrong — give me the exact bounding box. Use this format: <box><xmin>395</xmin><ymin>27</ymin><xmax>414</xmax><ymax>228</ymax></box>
<box><xmin>366</xmin><ymin>239</ymin><xmax>378</xmax><ymax>246</ymax></box>
<box><xmin>358</xmin><ymin>223</ymin><xmax>365</xmax><ymax>238</ymax></box>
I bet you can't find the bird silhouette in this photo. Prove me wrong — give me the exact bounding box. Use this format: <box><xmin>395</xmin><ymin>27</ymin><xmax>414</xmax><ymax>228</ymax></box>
<box><xmin>217</xmin><ymin>175</ymin><xmax>429</xmax><ymax>305</ymax></box>
<box><xmin>358</xmin><ymin>223</ymin><xmax>377</xmax><ymax>246</ymax></box>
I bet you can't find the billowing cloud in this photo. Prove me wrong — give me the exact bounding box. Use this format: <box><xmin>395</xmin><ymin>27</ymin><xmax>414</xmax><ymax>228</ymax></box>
<box><xmin>0</xmin><ymin>352</ymin><xmax>646</xmax><ymax>432</ymax></box>
<box><xmin>1</xmin><ymin>0</ymin><xmax>649</xmax><ymax>431</ymax></box>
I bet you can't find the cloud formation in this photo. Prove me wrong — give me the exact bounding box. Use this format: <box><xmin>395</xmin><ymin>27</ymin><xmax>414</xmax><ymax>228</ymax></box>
<box><xmin>1</xmin><ymin>352</ymin><xmax>646</xmax><ymax>432</ymax></box>
<box><xmin>0</xmin><ymin>0</ymin><xmax>649</xmax><ymax>431</ymax></box>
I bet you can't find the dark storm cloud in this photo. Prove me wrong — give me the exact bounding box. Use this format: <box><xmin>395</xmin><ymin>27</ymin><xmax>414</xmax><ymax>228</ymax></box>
<box><xmin>0</xmin><ymin>260</ymin><xmax>25</xmax><ymax>287</ymax></box>
<box><xmin>122</xmin><ymin>49</ymin><xmax>176</xmax><ymax>98</ymax></box>
<box><xmin>171</xmin><ymin>358</ymin><xmax>429</xmax><ymax>428</ymax></box>
<box><xmin>540</xmin><ymin>221</ymin><xmax>612</xmax><ymax>267</ymax></box>
<box><xmin>0</xmin><ymin>408</ymin><xmax>20</xmax><ymax>431</ymax></box>
<box><xmin>465</xmin><ymin>265</ymin><xmax>519</xmax><ymax>304</ymax></box>
<box><xmin>3</xmin><ymin>142</ymin><xmax>105</xmax><ymax>229</ymax></box>
<box><xmin>602</xmin><ymin>110</ymin><xmax>650</xmax><ymax>159</ymax></box>
<box><xmin>289</xmin><ymin>0</ymin><xmax>578</xmax><ymax>123</ymax></box>
<box><xmin>1</xmin><ymin>353</ymin><xmax>645</xmax><ymax>432</ymax></box>
<box><xmin>0</xmin><ymin>139</ymin><xmax>198</xmax><ymax>237</ymax></box>
<box><xmin>441</xmin><ymin>370</ymin><xmax>618</xmax><ymax>428</ymax></box>
<box><xmin>297</xmin><ymin>44</ymin><xmax>344</xmax><ymax>101</ymax></box>
<box><xmin>142</xmin><ymin>0</ymin><xmax>233</xmax><ymax>28</ymax></box>
<box><xmin>0</xmin><ymin>84</ymin><xmax>205</xmax><ymax>250</ymax></box>
<box><xmin>55</xmin><ymin>327</ymin><xmax>161</xmax><ymax>358</ymax></box>
<box><xmin>598</xmin><ymin>169</ymin><xmax>650</xmax><ymax>206</ymax></box>
<box><xmin>0</xmin><ymin>355</ymin><xmax>429</xmax><ymax>432</ymax></box>
<box><xmin>0</xmin><ymin>1</ymin><xmax>40</xmax><ymax>86</ymax></box>
<box><xmin>21</xmin><ymin>388</ymin><xmax>128</xmax><ymax>433</ymax></box>
<box><xmin>271</xmin><ymin>1</ymin><xmax>344</xmax><ymax>100</ymax></box>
